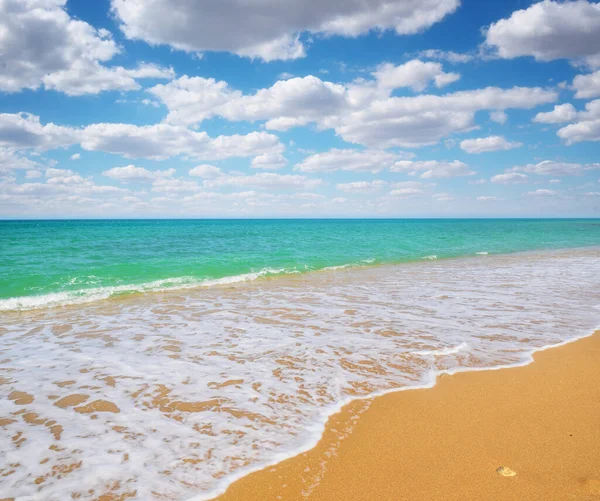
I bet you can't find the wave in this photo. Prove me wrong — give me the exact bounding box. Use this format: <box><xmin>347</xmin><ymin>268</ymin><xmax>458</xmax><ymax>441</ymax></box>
<box><xmin>0</xmin><ymin>267</ymin><xmax>298</xmax><ymax>312</ymax></box>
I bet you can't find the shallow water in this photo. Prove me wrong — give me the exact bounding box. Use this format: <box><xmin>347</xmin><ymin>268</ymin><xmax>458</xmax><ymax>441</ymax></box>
<box><xmin>1</xmin><ymin>247</ymin><xmax>599</xmax><ymax>501</ymax></box>
<box><xmin>2</xmin><ymin>219</ymin><xmax>600</xmax><ymax>310</ymax></box>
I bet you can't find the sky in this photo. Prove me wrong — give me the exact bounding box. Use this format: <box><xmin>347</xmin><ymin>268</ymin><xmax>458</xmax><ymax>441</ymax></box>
<box><xmin>0</xmin><ymin>0</ymin><xmax>600</xmax><ymax>218</ymax></box>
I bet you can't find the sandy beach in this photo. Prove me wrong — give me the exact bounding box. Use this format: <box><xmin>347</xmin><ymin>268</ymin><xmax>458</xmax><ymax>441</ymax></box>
<box><xmin>215</xmin><ymin>332</ymin><xmax>600</xmax><ymax>501</ymax></box>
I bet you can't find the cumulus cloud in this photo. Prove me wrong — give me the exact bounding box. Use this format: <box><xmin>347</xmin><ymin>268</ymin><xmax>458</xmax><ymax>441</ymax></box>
<box><xmin>336</xmin><ymin>180</ymin><xmax>387</xmax><ymax>193</ymax></box>
<box><xmin>111</xmin><ymin>0</ymin><xmax>460</xmax><ymax>61</ymax></box>
<box><xmin>489</xmin><ymin>111</ymin><xmax>508</xmax><ymax>124</ymax></box>
<box><xmin>573</xmin><ymin>70</ymin><xmax>600</xmax><ymax>99</ymax></box>
<box><xmin>251</xmin><ymin>153</ymin><xmax>287</xmax><ymax>170</ymax></box>
<box><xmin>512</xmin><ymin>160</ymin><xmax>600</xmax><ymax>176</ymax></box>
<box><xmin>485</xmin><ymin>0</ymin><xmax>600</xmax><ymax>69</ymax></box>
<box><xmin>79</xmin><ymin>123</ymin><xmax>284</xmax><ymax>161</ymax></box>
<box><xmin>460</xmin><ymin>135</ymin><xmax>522</xmax><ymax>153</ymax></box>
<box><xmin>0</xmin><ymin>148</ymin><xmax>42</xmax><ymax>174</ymax></box>
<box><xmin>295</xmin><ymin>149</ymin><xmax>400</xmax><ymax>173</ymax></box>
<box><xmin>557</xmin><ymin>99</ymin><xmax>600</xmax><ymax>144</ymax></box>
<box><xmin>328</xmin><ymin>86</ymin><xmax>556</xmax><ymax>148</ymax></box>
<box><xmin>491</xmin><ymin>172</ymin><xmax>528</xmax><ymax>184</ymax></box>
<box><xmin>189</xmin><ymin>165</ymin><xmax>223</xmax><ymax>179</ymax></box>
<box><xmin>525</xmin><ymin>189</ymin><xmax>559</xmax><ymax>197</ymax></box>
<box><xmin>0</xmin><ymin>113</ymin><xmax>78</xmax><ymax>151</ymax></box>
<box><xmin>204</xmin><ymin>172</ymin><xmax>322</xmax><ymax>190</ymax></box>
<box><xmin>373</xmin><ymin>60</ymin><xmax>460</xmax><ymax>92</ymax></box>
<box><xmin>533</xmin><ymin>104</ymin><xmax>578</xmax><ymax>124</ymax></box>
<box><xmin>392</xmin><ymin>160</ymin><xmax>475</xmax><ymax>178</ymax></box>
<box><xmin>0</xmin><ymin>0</ymin><xmax>172</xmax><ymax>94</ymax></box>
<box><xmin>149</xmin><ymin>71</ymin><xmax>556</xmax><ymax>148</ymax></box>
<box><xmin>70</xmin><ymin>153</ymin><xmax>81</xmax><ymax>160</ymax></box>
<box><xmin>102</xmin><ymin>165</ymin><xmax>176</xmax><ymax>181</ymax></box>
<box><xmin>0</xmin><ymin>113</ymin><xmax>285</xmax><ymax>162</ymax></box>
<box><xmin>418</xmin><ymin>49</ymin><xmax>475</xmax><ymax>64</ymax></box>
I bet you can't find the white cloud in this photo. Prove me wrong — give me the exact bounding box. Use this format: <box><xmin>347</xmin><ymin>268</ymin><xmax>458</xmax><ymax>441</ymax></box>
<box><xmin>392</xmin><ymin>160</ymin><xmax>475</xmax><ymax>178</ymax></box>
<box><xmin>295</xmin><ymin>149</ymin><xmax>400</xmax><ymax>173</ymax></box>
<box><xmin>330</xmin><ymin>86</ymin><xmax>556</xmax><ymax>148</ymax></box>
<box><xmin>557</xmin><ymin>99</ymin><xmax>600</xmax><ymax>144</ymax></box>
<box><xmin>70</xmin><ymin>153</ymin><xmax>81</xmax><ymax>160</ymax></box>
<box><xmin>525</xmin><ymin>189</ymin><xmax>559</xmax><ymax>197</ymax></box>
<box><xmin>43</xmin><ymin>62</ymin><xmax>174</xmax><ymax>97</ymax></box>
<box><xmin>25</xmin><ymin>170</ymin><xmax>43</xmax><ymax>179</ymax></box>
<box><xmin>336</xmin><ymin>180</ymin><xmax>387</xmax><ymax>193</ymax></box>
<box><xmin>79</xmin><ymin>123</ymin><xmax>284</xmax><ymax>161</ymax></box>
<box><xmin>102</xmin><ymin>165</ymin><xmax>175</xmax><ymax>182</ymax></box>
<box><xmin>151</xmin><ymin>178</ymin><xmax>201</xmax><ymax>194</ymax></box>
<box><xmin>0</xmin><ymin>0</ymin><xmax>172</xmax><ymax>94</ymax></box>
<box><xmin>0</xmin><ymin>113</ymin><xmax>78</xmax><ymax>151</ymax></box>
<box><xmin>513</xmin><ymin>160</ymin><xmax>600</xmax><ymax>176</ymax></box>
<box><xmin>111</xmin><ymin>0</ymin><xmax>459</xmax><ymax>61</ymax></box>
<box><xmin>251</xmin><ymin>153</ymin><xmax>287</xmax><ymax>170</ymax></box>
<box><xmin>433</xmin><ymin>192</ymin><xmax>455</xmax><ymax>201</ymax></box>
<box><xmin>460</xmin><ymin>135</ymin><xmax>522</xmax><ymax>153</ymax></box>
<box><xmin>0</xmin><ymin>113</ymin><xmax>285</xmax><ymax>162</ymax></box>
<box><xmin>491</xmin><ymin>172</ymin><xmax>528</xmax><ymax>184</ymax></box>
<box><xmin>489</xmin><ymin>111</ymin><xmax>508</xmax><ymax>124</ymax></box>
<box><xmin>189</xmin><ymin>165</ymin><xmax>223</xmax><ymax>179</ymax></box>
<box><xmin>373</xmin><ymin>60</ymin><xmax>460</xmax><ymax>92</ymax></box>
<box><xmin>573</xmin><ymin>70</ymin><xmax>600</xmax><ymax>99</ymax></box>
<box><xmin>149</xmin><ymin>73</ymin><xmax>556</xmax><ymax>148</ymax></box>
<box><xmin>485</xmin><ymin>0</ymin><xmax>600</xmax><ymax>69</ymax></box>
<box><xmin>533</xmin><ymin>104</ymin><xmax>577</xmax><ymax>124</ymax></box>
<box><xmin>0</xmin><ymin>148</ymin><xmax>42</xmax><ymax>174</ymax></box>
<box><xmin>469</xmin><ymin>178</ymin><xmax>487</xmax><ymax>185</ymax></box>
<box><xmin>549</xmin><ymin>179</ymin><xmax>561</xmax><ymax>184</ymax></box>
<box><xmin>389</xmin><ymin>187</ymin><xmax>424</xmax><ymax>197</ymax></box>
<box><xmin>418</xmin><ymin>49</ymin><xmax>474</xmax><ymax>64</ymax></box>
<box><xmin>204</xmin><ymin>172</ymin><xmax>322</xmax><ymax>190</ymax></box>
<box><xmin>477</xmin><ymin>196</ymin><xmax>503</xmax><ymax>201</ymax></box>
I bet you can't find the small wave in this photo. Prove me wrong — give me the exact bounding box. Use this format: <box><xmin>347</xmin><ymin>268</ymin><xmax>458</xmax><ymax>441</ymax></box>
<box><xmin>422</xmin><ymin>255</ymin><xmax>438</xmax><ymax>260</ymax></box>
<box><xmin>476</xmin><ymin>251</ymin><xmax>489</xmax><ymax>255</ymax></box>
<box><xmin>0</xmin><ymin>268</ymin><xmax>297</xmax><ymax>312</ymax></box>
<box><xmin>414</xmin><ymin>342</ymin><xmax>470</xmax><ymax>357</ymax></box>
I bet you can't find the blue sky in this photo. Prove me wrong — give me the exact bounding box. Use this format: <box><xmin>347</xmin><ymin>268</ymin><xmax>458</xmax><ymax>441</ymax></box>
<box><xmin>1</xmin><ymin>0</ymin><xmax>599</xmax><ymax>218</ymax></box>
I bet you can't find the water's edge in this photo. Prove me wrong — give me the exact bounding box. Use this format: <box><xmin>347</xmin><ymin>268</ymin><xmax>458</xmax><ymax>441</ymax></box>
<box><xmin>197</xmin><ymin>324</ymin><xmax>600</xmax><ymax>501</ymax></box>
<box><xmin>3</xmin><ymin>244</ymin><xmax>600</xmax><ymax>312</ymax></box>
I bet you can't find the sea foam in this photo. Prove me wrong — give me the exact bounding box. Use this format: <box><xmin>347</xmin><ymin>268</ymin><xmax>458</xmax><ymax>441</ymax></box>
<box><xmin>1</xmin><ymin>248</ymin><xmax>599</xmax><ymax>501</ymax></box>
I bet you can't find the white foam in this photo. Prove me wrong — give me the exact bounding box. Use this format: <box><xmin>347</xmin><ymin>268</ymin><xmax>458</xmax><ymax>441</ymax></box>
<box><xmin>422</xmin><ymin>255</ymin><xmax>438</xmax><ymax>260</ymax></box>
<box><xmin>1</xmin><ymin>248</ymin><xmax>599</xmax><ymax>501</ymax></box>
<box><xmin>476</xmin><ymin>251</ymin><xmax>489</xmax><ymax>255</ymax></box>
<box><xmin>0</xmin><ymin>267</ymin><xmax>297</xmax><ymax>312</ymax></box>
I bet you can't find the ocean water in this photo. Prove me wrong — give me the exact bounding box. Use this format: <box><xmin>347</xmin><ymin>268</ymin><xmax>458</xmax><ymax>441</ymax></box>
<box><xmin>2</xmin><ymin>218</ymin><xmax>600</xmax><ymax>310</ymax></box>
<box><xmin>1</xmin><ymin>220</ymin><xmax>600</xmax><ymax>501</ymax></box>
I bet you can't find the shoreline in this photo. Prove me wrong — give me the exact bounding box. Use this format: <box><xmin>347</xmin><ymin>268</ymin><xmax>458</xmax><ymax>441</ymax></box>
<box><xmin>212</xmin><ymin>331</ymin><xmax>600</xmax><ymax>501</ymax></box>
<box><xmin>3</xmin><ymin>244</ymin><xmax>600</xmax><ymax>313</ymax></box>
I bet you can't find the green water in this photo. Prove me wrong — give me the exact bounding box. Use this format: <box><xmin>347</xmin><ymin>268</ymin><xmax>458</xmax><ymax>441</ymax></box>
<box><xmin>1</xmin><ymin>219</ymin><xmax>599</xmax><ymax>309</ymax></box>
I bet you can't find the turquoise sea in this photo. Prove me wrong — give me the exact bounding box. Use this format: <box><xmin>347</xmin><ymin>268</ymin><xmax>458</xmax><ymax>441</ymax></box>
<box><xmin>2</xmin><ymin>218</ymin><xmax>600</xmax><ymax>309</ymax></box>
<box><xmin>2</xmin><ymin>219</ymin><xmax>600</xmax><ymax>500</ymax></box>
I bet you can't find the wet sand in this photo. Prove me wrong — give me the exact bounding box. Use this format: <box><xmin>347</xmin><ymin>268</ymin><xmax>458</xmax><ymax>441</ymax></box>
<box><xmin>215</xmin><ymin>332</ymin><xmax>600</xmax><ymax>501</ymax></box>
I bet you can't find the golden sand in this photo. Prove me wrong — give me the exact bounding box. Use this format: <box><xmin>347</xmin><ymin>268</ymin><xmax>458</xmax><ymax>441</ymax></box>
<box><xmin>215</xmin><ymin>332</ymin><xmax>600</xmax><ymax>501</ymax></box>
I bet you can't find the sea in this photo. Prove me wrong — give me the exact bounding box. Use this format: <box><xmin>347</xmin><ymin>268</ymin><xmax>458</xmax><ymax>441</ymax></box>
<box><xmin>1</xmin><ymin>219</ymin><xmax>600</xmax><ymax>500</ymax></box>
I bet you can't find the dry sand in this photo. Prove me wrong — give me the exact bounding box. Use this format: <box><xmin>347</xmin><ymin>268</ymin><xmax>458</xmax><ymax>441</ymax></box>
<box><xmin>215</xmin><ymin>332</ymin><xmax>600</xmax><ymax>501</ymax></box>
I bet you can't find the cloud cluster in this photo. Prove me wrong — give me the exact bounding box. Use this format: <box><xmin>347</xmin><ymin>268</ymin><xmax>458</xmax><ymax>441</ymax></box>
<box><xmin>149</xmin><ymin>70</ymin><xmax>557</xmax><ymax>148</ymax></box>
<box><xmin>391</xmin><ymin>160</ymin><xmax>475</xmax><ymax>179</ymax></box>
<box><xmin>460</xmin><ymin>135</ymin><xmax>522</xmax><ymax>153</ymax></box>
<box><xmin>0</xmin><ymin>0</ymin><xmax>173</xmax><ymax>95</ymax></box>
<box><xmin>0</xmin><ymin>113</ymin><xmax>285</xmax><ymax>161</ymax></box>
<box><xmin>111</xmin><ymin>0</ymin><xmax>460</xmax><ymax>61</ymax></box>
<box><xmin>556</xmin><ymin>99</ymin><xmax>600</xmax><ymax>144</ymax></box>
<box><xmin>485</xmin><ymin>0</ymin><xmax>600</xmax><ymax>69</ymax></box>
